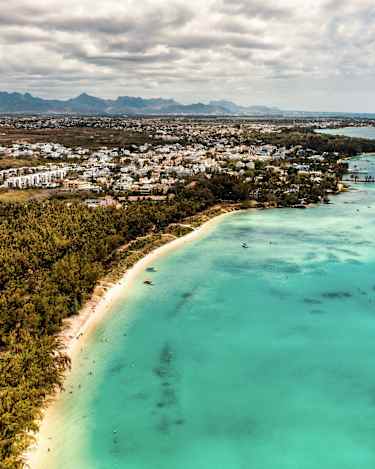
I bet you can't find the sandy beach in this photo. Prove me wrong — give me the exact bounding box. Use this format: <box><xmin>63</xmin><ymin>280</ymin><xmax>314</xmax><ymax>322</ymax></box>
<box><xmin>25</xmin><ymin>210</ymin><xmax>232</xmax><ymax>468</ymax></box>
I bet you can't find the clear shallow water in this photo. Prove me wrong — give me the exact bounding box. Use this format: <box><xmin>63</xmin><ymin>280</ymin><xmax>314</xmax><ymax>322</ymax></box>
<box><xmin>346</xmin><ymin>155</ymin><xmax>375</xmax><ymax>180</ymax></box>
<box><xmin>319</xmin><ymin>126</ymin><xmax>375</xmax><ymax>140</ymax></box>
<box><xmin>40</xmin><ymin>168</ymin><xmax>375</xmax><ymax>468</ymax></box>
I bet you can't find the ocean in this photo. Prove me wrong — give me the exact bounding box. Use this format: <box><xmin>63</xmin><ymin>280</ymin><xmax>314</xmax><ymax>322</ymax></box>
<box><xmin>319</xmin><ymin>126</ymin><xmax>375</xmax><ymax>140</ymax></box>
<box><xmin>36</xmin><ymin>156</ymin><xmax>375</xmax><ymax>469</ymax></box>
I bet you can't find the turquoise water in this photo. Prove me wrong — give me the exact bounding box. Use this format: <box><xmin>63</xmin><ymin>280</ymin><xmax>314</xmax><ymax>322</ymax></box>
<box><xmin>39</xmin><ymin>165</ymin><xmax>375</xmax><ymax>468</ymax></box>
<box><xmin>346</xmin><ymin>155</ymin><xmax>375</xmax><ymax>180</ymax></box>
<box><xmin>319</xmin><ymin>126</ymin><xmax>375</xmax><ymax>140</ymax></box>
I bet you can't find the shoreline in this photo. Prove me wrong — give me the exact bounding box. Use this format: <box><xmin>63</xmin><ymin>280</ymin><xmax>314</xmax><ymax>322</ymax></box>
<box><xmin>23</xmin><ymin>184</ymin><xmax>346</xmax><ymax>468</ymax></box>
<box><xmin>23</xmin><ymin>184</ymin><xmax>349</xmax><ymax>467</ymax></box>
<box><xmin>25</xmin><ymin>208</ymin><xmax>234</xmax><ymax>468</ymax></box>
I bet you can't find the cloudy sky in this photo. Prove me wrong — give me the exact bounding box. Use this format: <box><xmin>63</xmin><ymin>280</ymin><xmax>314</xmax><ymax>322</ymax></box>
<box><xmin>1</xmin><ymin>0</ymin><xmax>374</xmax><ymax>111</ymax></box>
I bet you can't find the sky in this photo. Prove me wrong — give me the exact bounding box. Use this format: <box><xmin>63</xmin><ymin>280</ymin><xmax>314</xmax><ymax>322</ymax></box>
<box><xmin>0</xmin><ymin>0</ymin><xmax>374</xmax><ymax>112</ymax></box>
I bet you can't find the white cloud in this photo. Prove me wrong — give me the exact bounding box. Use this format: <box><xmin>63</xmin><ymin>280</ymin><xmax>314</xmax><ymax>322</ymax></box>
<box><xmin>0</xmin><ymin>0</ymin><xmax>374</xmax><ymax>111</ymax></box>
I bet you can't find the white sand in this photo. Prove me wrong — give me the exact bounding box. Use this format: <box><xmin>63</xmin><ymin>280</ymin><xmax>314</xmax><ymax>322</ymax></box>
<box><xmin>25</xmin><ymin>211</ymin><xmax>232</xmax><ymax>468</ymax></box>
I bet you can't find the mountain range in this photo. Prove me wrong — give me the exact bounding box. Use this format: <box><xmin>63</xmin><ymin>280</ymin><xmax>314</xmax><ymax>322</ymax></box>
<box><xmin>0</xmin><ymin>92</ymin><xmax>283</xmax><ymax>116</ymax></box>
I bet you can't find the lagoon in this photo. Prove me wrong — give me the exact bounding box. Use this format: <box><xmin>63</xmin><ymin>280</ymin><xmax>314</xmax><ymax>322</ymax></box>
<box><xmin>35</xmin><ymin>160</ymin><xmax>375</xmax><ymax>469</ymax></box>
<box><xmin>319</xmin><ymin>126</ymin><xmax>375</xmax><ymax>140</ymax></box>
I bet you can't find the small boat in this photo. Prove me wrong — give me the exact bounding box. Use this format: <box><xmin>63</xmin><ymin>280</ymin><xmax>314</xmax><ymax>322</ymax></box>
<box><xmin>144</xmin><ymin>280</ymin><xmax>154</xmax><ymax>286</ymax></box>
<box><xmin>242</xmin><ymin>242</ymin><xmax>249</xmax><ymax>249</ymax></box>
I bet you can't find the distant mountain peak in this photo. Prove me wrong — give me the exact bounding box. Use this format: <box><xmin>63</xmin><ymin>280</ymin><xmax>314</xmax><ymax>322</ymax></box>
<box><xmin>0</xmin><ymin>91</ymin><xmax>284</xmax><ymax>116</ymax></box>
<box><xmin>209</xmin><ymin>100</ymin><xmax>281</xmax><ymax>115</ymax></box>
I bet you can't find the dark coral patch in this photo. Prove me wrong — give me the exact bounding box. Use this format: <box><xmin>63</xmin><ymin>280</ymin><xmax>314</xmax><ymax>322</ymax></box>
<box><xmin>322</xmin><ymin>291</ymin><xmax>352</xmax><ymax>299</ymax></box>
<box><xmin>304</xmin><ymin>298</ymin><xmax>322</xmax><ymax>305</ymax></box>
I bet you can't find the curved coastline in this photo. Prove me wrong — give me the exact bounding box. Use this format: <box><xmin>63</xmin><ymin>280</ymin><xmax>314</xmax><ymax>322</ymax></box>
<box><xmin>24</xmin><ymin>185</ymin><xmax>352</xmax><ymax>467</ymax></box>
<box><xmin>25</xmin><ymin>171</ymin><xmax>374</xmax><ymax>468</ymax></box>
<box><xmin>25</xmin><ymin>209</ymin><xmax>234</xmax><ymax>468</ymax></box>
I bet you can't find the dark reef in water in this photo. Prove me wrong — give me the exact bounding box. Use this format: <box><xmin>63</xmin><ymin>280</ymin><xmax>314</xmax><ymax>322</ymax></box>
<box><xmin>153</xmin><ymin>343</ymin><xmax>184</xmax><ymax>433</ymax></box>
<box><xmin>109</xmin><ymin>361</ymin><xmax>127</xmax><ymax>376</ymax></box>
<box><xmin>322</xmin><ymin>291</ymin><xmax>353</xmax><ymax>299</ymax></box>
<box><xmin>168</xmin><ymin>287</ymin><xmax>199</xmax><ymax>318</ymax></box>
<box><xmin>181</xmin><ymin>292</ymin><xmax>194</xmax><ymax>299</ymax></box>
<box><xmin>304</xmin><ymin>298</ymin><xmax>322</xmax><ymax>305</ymax></box>
<box><xmin>153</xmin><ymin>344</ymin><xmax>174</xmax><ymax>378</ymax></box>
<box><xmin>156</xmin><ymin>416</ymin><xmax>171</xmax><ymax>434</ymax></box>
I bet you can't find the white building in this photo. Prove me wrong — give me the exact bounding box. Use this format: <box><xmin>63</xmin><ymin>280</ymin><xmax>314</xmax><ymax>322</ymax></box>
<box><xmin>4</xmin><ymin>169</ymin><xmax>68</xmax><ymax>189</ymax></box>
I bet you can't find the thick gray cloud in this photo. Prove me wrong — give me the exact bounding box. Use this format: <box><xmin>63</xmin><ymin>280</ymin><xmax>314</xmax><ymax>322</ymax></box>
<box><xmin>216</xmin><ymin>0</ymin><xmax>293</xmax><ymax>20</ymax></box>
<box><xmin>0</xmin><ymin>0</ymin><xmax>374</xmax><ymax>111</ymax></box>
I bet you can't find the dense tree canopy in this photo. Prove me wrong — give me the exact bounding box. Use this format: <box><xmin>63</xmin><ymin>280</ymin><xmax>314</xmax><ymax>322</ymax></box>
<box><xmin>251</xmin><ymin>129</ymin><xmax>375</xmax><ymax>156</ymax></box>
<box><xmin>0</xmin><ymin>175</ymin><xmax>254</xmax><ymax>467</ymax></box>
<box><xmin>0</xmin><ymin>171</ymin><xmax>341</xmax><ymax>466</ymax></box>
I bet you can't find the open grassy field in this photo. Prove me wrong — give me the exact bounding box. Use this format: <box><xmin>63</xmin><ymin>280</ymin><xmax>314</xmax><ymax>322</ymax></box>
<box><xmin>0</xmin><ymin>128</ymin><xmax>158</xmax><ymax>149</ymax></box>
<box><xmin>0</xmin><ymin>157</ymin><xmax>45</xmax><ymax>169</ymax></box>
<box><xmin>0</xmin><ymin>188</ymin><xmax>105</xmax><ymax>203</ymax></box>
<box><xmin>0</xmin><ymin>189</ymin><xmax>52</xmax><ymax>203</ymax></box>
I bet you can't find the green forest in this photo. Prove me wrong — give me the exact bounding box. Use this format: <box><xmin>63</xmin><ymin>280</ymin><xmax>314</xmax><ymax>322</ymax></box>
<box><xmin>0</xmin><ymin>175</ymin><xmax>250</xmax><ymax>468</ymax></box>
<box><xmin>250</xmin><ymin>129</ymin><xmax>375</xmax><ymax>156</ymax></box>
<box><xmin>0</xmin><ymin>165</ymin><xmax>344</xmax><ymax>467</ymax></box>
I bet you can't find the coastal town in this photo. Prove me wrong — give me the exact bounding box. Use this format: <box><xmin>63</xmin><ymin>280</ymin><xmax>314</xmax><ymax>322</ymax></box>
<box><xmin>3</xmin><ymin>0</ymin><xmax>375</xmax><ymax>467</ymax></box>
<box><xmin>0</xmin><ymin>116</ymin><xmax>362</xmax><ymax>207</ymax></box>
<box><xmin>3</xmin><ymin>117</ymin><xmax>375</xmax><ymax>469</ymax></box>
